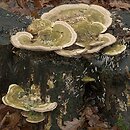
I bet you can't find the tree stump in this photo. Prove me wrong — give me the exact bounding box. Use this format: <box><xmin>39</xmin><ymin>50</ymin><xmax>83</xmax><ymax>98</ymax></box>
<box><xmin>0</xmin><ymin>8</ymin><xmax>130</xmax><ymax>129</ymax></box>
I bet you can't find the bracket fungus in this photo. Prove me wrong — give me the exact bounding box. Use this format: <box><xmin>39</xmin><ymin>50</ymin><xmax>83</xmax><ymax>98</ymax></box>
<box><xmin>89</xmin><ymin>4</ymin><xmax>112</xmax><ymax>27</ymax></box>
<box><xmin>2</xmin><ymin>84</ymin><xmax>29</xmax><ymax>111</ymax></box>
<box><xmin>85</xmin><ymin>33</ymin><xmax>117</xmax><ymax>54</ymax></box>
<box><xmin>40</xmin><ymin>4</ymin><xmax>116</xmax><ymax>57</ymax></box>
<box><xmin>30</xmin><ymin>102</ymin><xmax>57</xmax><ymax>112</ymax></box>
<box><xmin>41</xmin><ymin>4</ymin><xmax>112</xmax><ymax>28</ymax></box>
<box><xmin>27</xmin><ymin>19</ymin><xmax>52</xmax><ymax>34</ymax></box>
<box><xmin>11</xmin><ymin>32</ymin><xmax>33</xmax><ymax>50</ymax></box>
<box><xmin>2</xmin><ymin>84</ymin><xmax>57</xmax><ymax>123</ymax></box>
<box><xmin>10</xmin><ymin>4</ymin><xmax>117</xmax><ymax>57</ymax></box>
<box><xmin>103</xmin><ymin>43</ymin><xmax>126</xmax><ymax>56</ymax></box>
<box><xmin>55</xmin><ymin>45</ymin><xmax>87</xmax><ymax>57</ymax></box>
<box><xmin>81</xmin><ymin>76</ymin><xmax>96</xmax><ymax>83</ymax></box>
<box><xmin>74</xmin><ymin>21</ymin><xmax>108</xmax><ymax>48</ymax></box>
<box><xmin>21</xmin><ymin>111</ymin><xmax>45</xmax><ymax>123</ymax></box>
<box><xmin>11</xmin><ymin>20</ymin><xmax>77</xmax><ymax>51</ymax></box>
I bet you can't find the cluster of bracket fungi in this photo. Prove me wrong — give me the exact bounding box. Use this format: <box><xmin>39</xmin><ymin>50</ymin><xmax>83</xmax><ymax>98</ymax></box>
<box><xmin>2</xmin><ymin>84</ymin><xmax>57</xmax><ymax>123</ymax></box>
<box><xmin>11</xmin><ymin>4</ymin><xmax>126</xmax><ymax>57</ymax></box>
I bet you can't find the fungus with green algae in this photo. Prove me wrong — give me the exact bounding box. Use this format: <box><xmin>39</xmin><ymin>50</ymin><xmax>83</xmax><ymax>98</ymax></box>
<box><xmin>10</xmin><ymin>4</ymin><xmax>117</xmax><ymax>57</ymax></box>
<box><xmin>73</xmin><ymin>21</ymin><xmax>109</xmax><ymax>48</ymax></box>
<box><xmin>21</xmin><ymin>111</ymin><xmax>45</xmax><ymax>123</ymax></box>
<box><xmin>11</xmin><ymin>20</ymin><xmax>77</xmax><ymax>51</ymax></box>
<box><xmin>84</xmin><ymin>33</ymin><xmax>117</xmax><ymax>54</ymax></box>
<box><xmin>82</xmin><ymin>76</ymin><xmax>96</xmax><ymax>83</ymax></box>
<box><xmin>2</xmin><ymin>84</ymin><xmax>57</xmax><ymax>123</ymax></box>
<box><xmin>55</xmin><ymin>44</ymin><xmax>87</xmax><ymax>57</ymax></box>
<box><xmin>103</xmin><ymin>43</ymin><xmax>126</xmax><ymax>56</ymax></box>
<box><xmin>40</xmin><ymin>4</ymin><xmax>116</xmax><ymax>57</ymax></box>
<box><xmin>2</xmin><ymin>84</ymin><xmax>29</xmax><ymax>111</ymax></box>
<box><xmin>27</xmin><ymin>19</ymin><xmax>52</xmax><ymax>34</ymax></box>
<box><xmin>41</xmin><ymin>4</ymin><xmax>112</xmax><ymax>28</ymax></box>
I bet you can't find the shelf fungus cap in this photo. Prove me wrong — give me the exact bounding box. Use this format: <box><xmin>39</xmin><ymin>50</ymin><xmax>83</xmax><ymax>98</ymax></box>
<box><xmin>89</xmin><ymin>4</ymin><xmax>112</xmax><ymax>28</ymax></box>
<box><xmin>27</xmin><ymin>19</ymin><xmax>52</xmax><ymax>34</ymax></box>
<box><xmin>81</xmin><ymin>76</ymin><xmax>95</xmax><ymax>82</ymax></box>
<box><xmin>41</xmin><ymin>4</ymin><xmax>89</xmax><ymax>21</ymax></box>
<box><xmin>104</xmin><ymin>44</ymin><xmax>126</xmax><ymax>56</ymax></box>
<box><xmin>2</xmin><ymin>84</ymin><xmax>29</xmax><ymax>111</ymax></box>
<box><xmin>21</xmin><ymin>111</ymin><xmax>45</xmax><ymax>123</ymax></box>
<box><xmin>11</xmin><ymin>31</ymin><xmax>33</xmax><ymax>49</ymax></box>
<box><xmin>55</xmin><ymin>45</ymin><xmax>87</xmax><ymax>57</ymax></box>
<box><xmin>30</xmin><ymin>102</ymin><xmax>57</xmax><ymax>112</ymax></box>
<box><xmin>41</xmin><ymin>4</ymin><xmax>112</xmax><ymax>28</ymax></box>
<box><xmin>11</xmin><ymin>21</ymin><xmax>77</xmax><ymax>51</ymax></box>
<box><xmin>90</xmin><ymin>4</ymin><xmax>111</xmax><ymax>16</ymax></box>
<box><xmin>91</xmin><ymin>22</ymin><xmax>107</xmax><ymax>33</ymax></box>
<box><xmin>86</xmin><ymin>33</ymin><xmax>116</xmax><ymax>54</ymax></box>
<box><xmin>74</xmin><ymin>21</ymin><xmax>108</xmax><ymax>48</ymax></box>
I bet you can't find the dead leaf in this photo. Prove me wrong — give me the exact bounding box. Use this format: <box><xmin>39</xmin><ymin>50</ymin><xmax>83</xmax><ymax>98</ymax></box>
<box><xmin>0</xmin><ymin>112</ymin><xmax>10</xmax><ymax>129</ymax></box>
<box><xmin>0</xmin><ymin>2</ymin><xmax>9</xmax><ymax>10</ymax></box>
<box><xmin>7</xmin><ymin>112</ymin><xmax>21</xmax><ymax>128</ymax></box>
<box><xmin>59</xmin><ymin>118</ymin><xmax>84</xmax><ymax>130</ymax></box>
<box><xmin>82</xmin><ymin>107</ymin><xmax>93</xmax><ymax>119</ymax></box>
<box><xmin>88</xmin><ymin>115</ymin><xmax>100</xmax><ymax>126</ymax></box>
<box><xmin>82</xmin><ymin>106</ymin><xmax>109</xmax><ymax>129</ymax></box>
<box><xmin>109</xmin><ymin>0</ymin><xmax>130</xmax><ymax>10</ymax></box>
<box><xmin>2</xmin><ymin>128</ymin><xmax>10</xmax><ymax>130</ymax></box>
<box><xmin>16</xmin><ymin>0</ymin><xmax>29</xmax><ymax>8</ymax></box>
<box><xmin>21</xmin><ymin>126</ymin><xmax>32</xmax><ymax>130</ymax></box>
<box><xmin>88</xmin><ymin>127</ymin><xmax>109</xmax><ymax>130</ymax></box>
<box><xmin>9</xmin><ymin>7</ymin><xmax>31</xmax><ymax>15</ymax></box>
<box><xmin>0</xmin><ymin>104</ymin><xmax>14</xmax><ymax>114</ymax></box>
<box><xmin>96</xmin><ymin>122</ymin><xmax>109</xmax><ymax>129</ymax></box>
<box><xmin>75</xmin><ymin>0</ymin><xmax>90</xmax><ymax>4</ymax></box>
<box><xmin>33</xmin><ymin>0</ymin><xmax>43</xmax><ymax>8</ymax></box>
<box><xmin>2</xmin><ymin>126</ymin><xmax>20</xmax><ymax>130</ymax></box>
<box><xmin>111</xmin><ymin>126</ymin><xmax>121</xmax><ymax>130</ymax></box>
<box><xmin>0</xmin><ymin>104</ymin><xmax>15</xmax><ymax>122</ymax></box>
